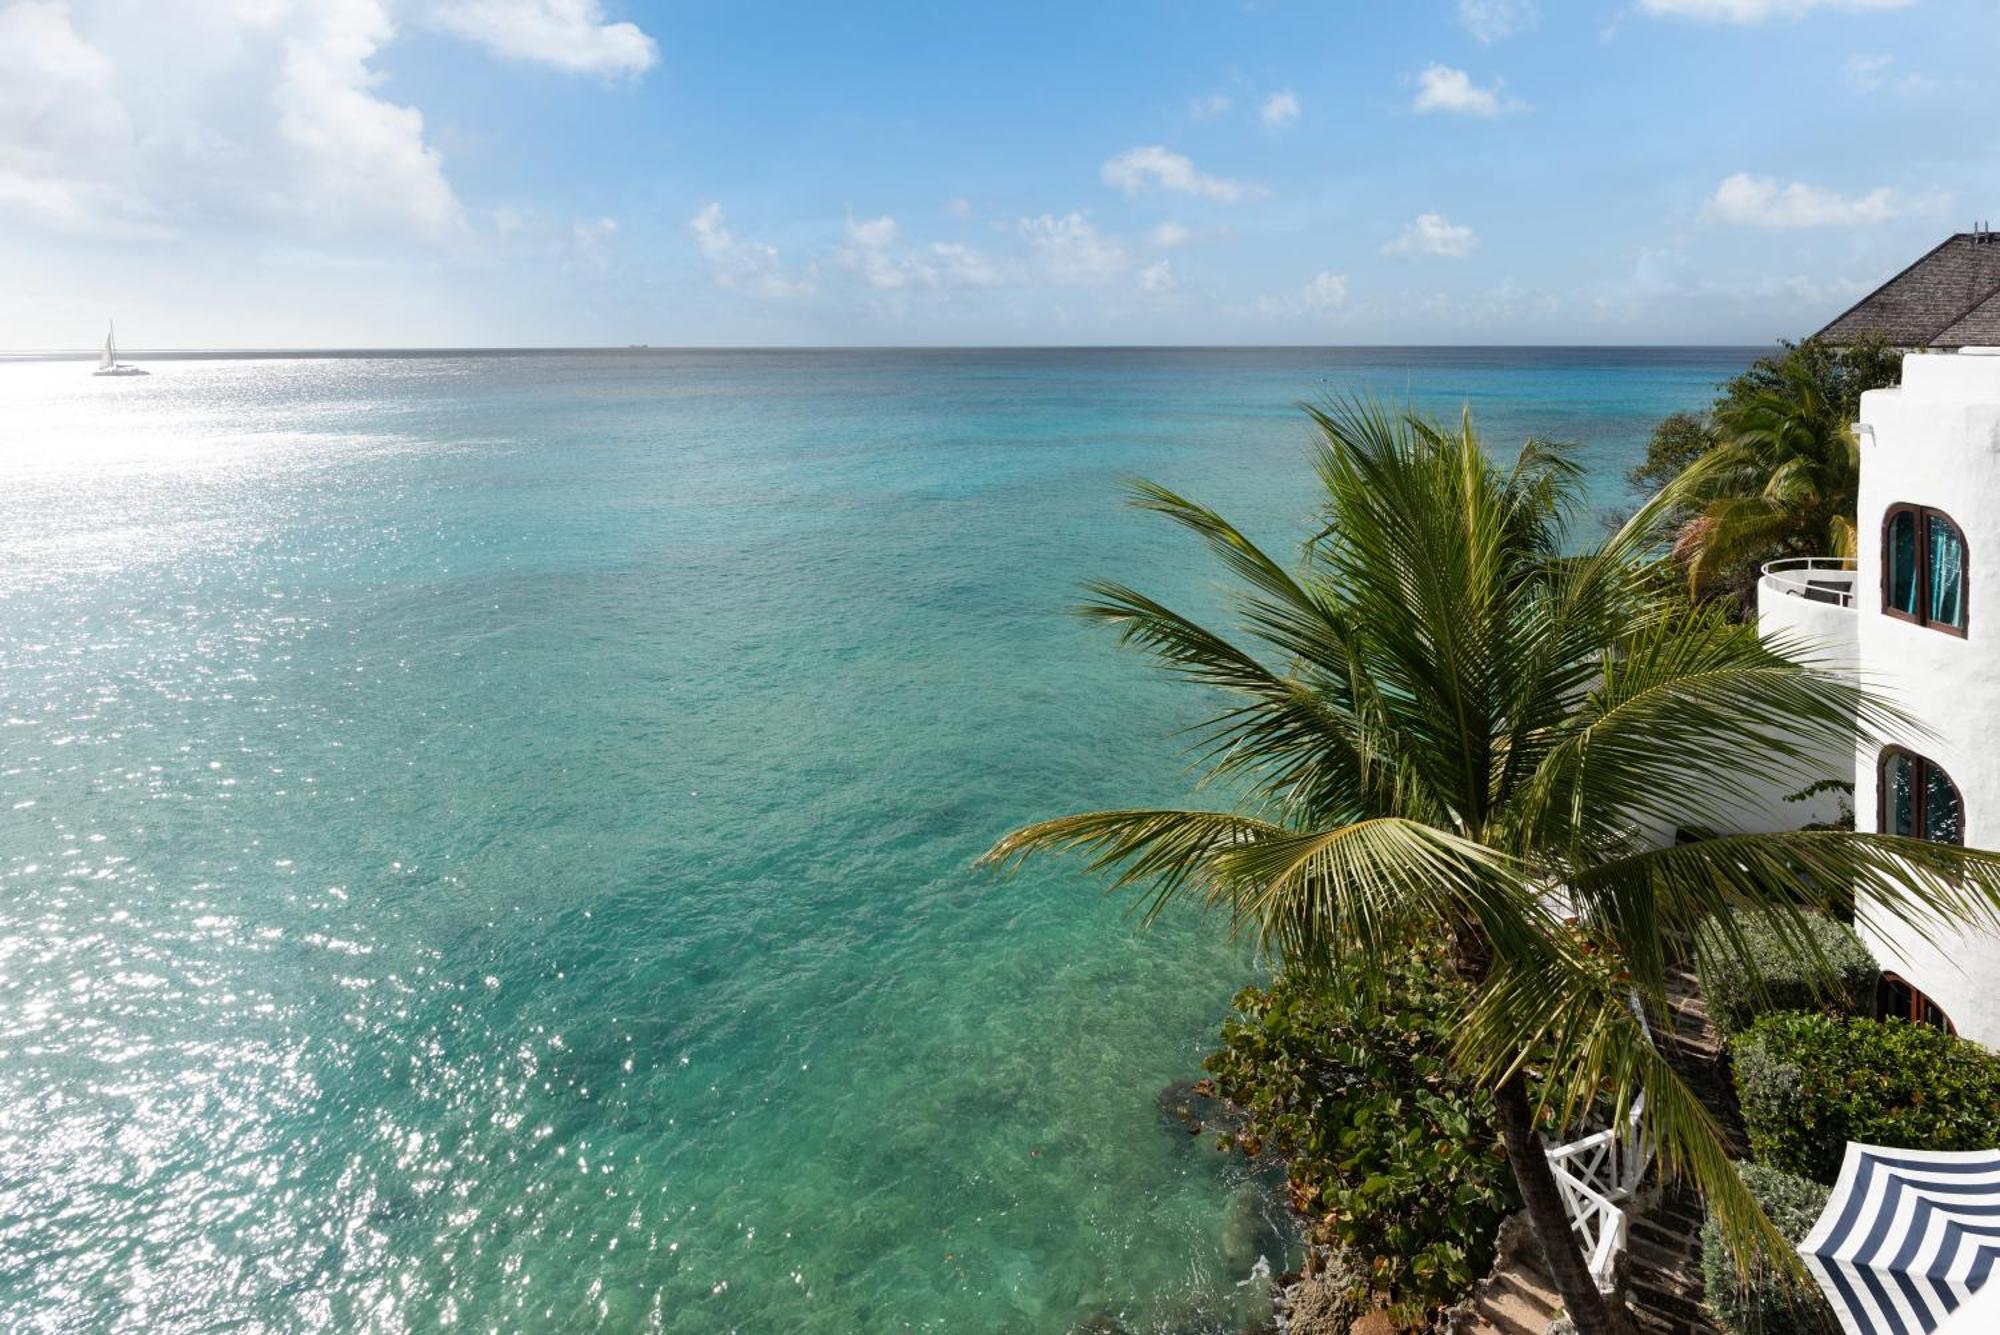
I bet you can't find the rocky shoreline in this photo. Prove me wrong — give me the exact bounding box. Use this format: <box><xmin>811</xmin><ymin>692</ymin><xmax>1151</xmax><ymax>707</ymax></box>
<box><xmin>1137</xmin><ymin>1076</ymin><xmax>1558</xmax><ymax>1335</ymax></box>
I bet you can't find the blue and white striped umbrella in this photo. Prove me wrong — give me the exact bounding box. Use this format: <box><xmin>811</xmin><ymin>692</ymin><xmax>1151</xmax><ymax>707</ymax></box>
<box><xmin>1799</xmin><ymin>1144</ymin><xmax>2000</xmax><ymax>1335</ymax></box>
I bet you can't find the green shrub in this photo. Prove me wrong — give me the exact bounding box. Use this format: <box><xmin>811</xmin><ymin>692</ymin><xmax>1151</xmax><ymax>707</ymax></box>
<box><xmin>1700</xmin><ymin>1163</ymin><xmax>1837</xmax><ymax>1335</ymax></box>
<box><xmin>1734</xmin><ymin>1012</ymin><xmax>2000</xmax><ymax>1183</ymax></box>
<box><xmin>1696</xmin><ymin>910</ymin><xmax>1878</xmax><ymax>1038</ymax></box>
<box><xmin>1202</xmin><ymin>950</ymin><xmax>1517</xmax><ymax>1326</ymax></box>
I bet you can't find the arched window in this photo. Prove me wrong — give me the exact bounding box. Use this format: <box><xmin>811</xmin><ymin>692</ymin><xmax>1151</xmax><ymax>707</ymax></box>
<box><xmin>1879</xmin><ymin>747</ymin><xmax>1964</xmax><ymax>846</ymax></box>
<box><xmin>1883</xmin><ymin>504</ymin><xmax>1967</xmax><ymax>634</ymax></box>
<box><xmin>1879</xmin><ymin>972</ymin><xmax>1957</xmax><ymax>1034</ymax></box>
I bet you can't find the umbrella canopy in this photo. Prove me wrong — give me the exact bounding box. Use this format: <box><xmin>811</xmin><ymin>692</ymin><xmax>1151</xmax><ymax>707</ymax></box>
<box><xmin>1800</xmin><ymin>1144</ymin><xmax>2000</xmax><ymax>1335</ymax></box>
<box><xmin>1938</xmin><ymin>1280</ymin><xmax>2000</xmax><ymax>1332</ymax></box>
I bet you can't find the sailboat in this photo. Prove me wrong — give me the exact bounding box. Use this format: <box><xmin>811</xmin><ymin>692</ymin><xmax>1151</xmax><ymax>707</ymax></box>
<box><xmin>93</xmin><ymin>319</ymin><xmax>148</xmax><ymax>377</ymax></box>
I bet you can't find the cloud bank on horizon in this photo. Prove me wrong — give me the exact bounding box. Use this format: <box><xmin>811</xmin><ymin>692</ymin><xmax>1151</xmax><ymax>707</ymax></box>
<box><xmin>0</xmin><ymin>0</ymin><xmax>1986</xmax><ymax>347</ymax></box>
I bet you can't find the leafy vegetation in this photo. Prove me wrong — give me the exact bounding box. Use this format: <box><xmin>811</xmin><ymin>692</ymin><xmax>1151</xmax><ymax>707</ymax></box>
<box><xmin>1726</xmin><ymin>337</ymin><xmax>1904</xmax><ymax>426</ymax></box>
<box><xmin>1625</xmin><ymin>411</ymin><xmax>1718</xmax><ymax>533</ymax></box>
<box><xmin>1700</xmin><ymin>1163</ymin><xmax>1838</xmax><ymax>1335</ymax></box>
<box><xmin>1695</xmin><ymin>909</ymin><xmax>1878</xmax><ymax>1038</ymax></box>
<box><xmin>1627</xmin><ymin>336</ymin><xmax>1902</xmax><ymax>607</ymax></box>
<box><xmin>1734</xmin><ymin>1013</ymin><xmax>2000</xmax><ymax>1183</ymax></box>
<box><xmin>985</xmin><ymin>399</ymin><xmax>2000</xmax><ymax>1333</ymax></box>
<box><xmin>1202</xmin><ymin>949</ymin><xmax>1518</xmax><ymax>1324</ymax></box>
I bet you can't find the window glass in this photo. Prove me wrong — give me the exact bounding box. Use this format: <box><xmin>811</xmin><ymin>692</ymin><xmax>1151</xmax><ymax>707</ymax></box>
<box><xmin>1929</xmin><ymin>514</ymin><xmax>1966</xmax><ymax>629</ymax></box>
<box><xmin>1886</xmin><ymin>750</ymin><xmax>1915</xmax><ymax>838</ymax></box>
<box><xmin>1879</xmin><ymin>973</ymin><xmax>1957</xmax><ymax>1033</ymax></box>
<box><xmin>1925</xmin><ymin>763</ymin><xmax>1964</xmax><ymax>846</ymax></box>
<box><xmin>1887</xmin><ymin>509</ymin><xmax>1920</xmax><ymax>615</ymax></box>
<box><xmin>1883</xmin><ymin>749</ymin><xmax>1965</xmax><ymax>846</ymax></box>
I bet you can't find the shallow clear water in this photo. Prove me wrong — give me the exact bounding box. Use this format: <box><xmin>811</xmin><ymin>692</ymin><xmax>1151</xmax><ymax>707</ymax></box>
<box><xmin>0</xmin><ymin>348</ymin><xmax>1754</xmax><ymax>1333</ymax></box>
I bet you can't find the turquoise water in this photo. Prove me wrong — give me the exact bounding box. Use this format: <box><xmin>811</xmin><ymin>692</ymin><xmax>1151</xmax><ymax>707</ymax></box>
<box><xmin>0</xmin><ymin>348</ymin><xmax>1754</xmax><ymax>1333</ymax></box>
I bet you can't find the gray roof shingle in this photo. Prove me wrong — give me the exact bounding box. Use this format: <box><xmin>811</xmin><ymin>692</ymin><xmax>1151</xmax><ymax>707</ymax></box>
<box><xmin>1933</xmin><ymin>284</ymin><xmax>2000</xmax><ymax>348</ymax></box>
<box><xmin>1816</xmin><ymin>233</ymin><xmax>2000</xmax><ymax>348</ymax></box>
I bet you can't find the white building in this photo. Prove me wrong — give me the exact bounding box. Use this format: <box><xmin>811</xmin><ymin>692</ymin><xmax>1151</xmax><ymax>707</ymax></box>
<box><xmin>1757</xmin><ymin>231</ymin><xmax>2000</xmax><ymax>1043</ymax></box>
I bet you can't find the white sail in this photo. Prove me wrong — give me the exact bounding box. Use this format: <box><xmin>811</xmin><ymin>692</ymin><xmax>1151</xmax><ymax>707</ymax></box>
<box><xmin>92</xmin><ymin>317</ymin><xmax>147</xmax><ymax>375</ymax></box>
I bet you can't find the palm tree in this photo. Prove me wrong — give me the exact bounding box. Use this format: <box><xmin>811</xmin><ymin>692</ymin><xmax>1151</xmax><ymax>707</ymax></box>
<box><xmin>984</xmin><ymin>401</ymin><xmax>2000</xmax><ymax>1335</ymax></box>
<box><xmin>1676</xmin><ymin>359</ymin><xmax>1861</xmax><ymax>597</ymax></box>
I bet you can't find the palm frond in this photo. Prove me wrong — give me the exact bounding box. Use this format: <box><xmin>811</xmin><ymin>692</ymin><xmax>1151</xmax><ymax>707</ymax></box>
<box><xmin>1074</xmin><ymin>581</ymin><xmax>1443</xmax><ymax>823</ymax></box>
<box><xmin>1212</xmin><ymin>816</ymin><xmax>1542</xmax><ymax>966</ymax></box>
<box><xmin>989</xmin><ymin>394</ymin><xmax>1985</xmax><ymax>1319</ymax></box>
<box><xmin>1572</xmin><ymin>830</ymin><xmax>2000</xmax><ymax>958</ymax></box>
<box><xmin>1460</xmin><ymin>940</ymin><xmax>1803</xmax><ymax>1284</ymax></box>
<box><xmin>980</xmin><ymin>807</ymin><xmax>1288</xmax><ymax>928</ymax></box>
<box><xmin>1514</xmin><ymin>606</ymin><xmax>1883</xmax><ymax>852</ymax></box>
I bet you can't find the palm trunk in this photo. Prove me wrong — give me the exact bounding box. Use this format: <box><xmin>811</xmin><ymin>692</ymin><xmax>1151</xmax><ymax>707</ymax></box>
<box><xmin>1493</xmin><ymin>1072</ymin><xmax>1636</xmax><ymax>1335</ymax></box>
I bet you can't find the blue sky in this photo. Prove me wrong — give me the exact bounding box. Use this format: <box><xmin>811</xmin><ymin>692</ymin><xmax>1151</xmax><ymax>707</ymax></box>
<box><xmin>0</xmin><ymin>0</ymin><xmax>1990</xmax><ymax>347</ymax></box>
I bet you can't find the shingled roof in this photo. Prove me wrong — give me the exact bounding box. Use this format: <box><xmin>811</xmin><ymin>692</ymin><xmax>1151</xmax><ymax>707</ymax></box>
<box><xmin>1816</xmin><ymin>232</ymin><xmax>2000</xmax><ymax>348</ymax></box>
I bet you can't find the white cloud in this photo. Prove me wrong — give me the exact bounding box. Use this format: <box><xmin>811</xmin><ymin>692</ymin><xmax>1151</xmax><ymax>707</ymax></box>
<box><xmin>1016</xmin><ymin>212</ymin><xmax>1128</xmax><ymax>284</ymax></box>
<box><xmin>1299</xmin><ymin>272</ymin><xmax>1349</xmax><ymax>311</ymax></box>
<box><xmin>1591</xmin><ymin>244</ymin><xmax>1879</xmax><ymax>334</ymax></box>
<box><xmin>846</xmin><ymin>213</ymin><xmax>898</xmax><ymax>250</ymax></box>
<box><xmin>1639</xmin><ymin>0</ymin><xmax>1912</xmax><ymax>20</ymax></box>
<box><xmin>1383</xmin><ymin>213</ymin><xmax>1479</xmax><ymax>257</ymax></box>
<box><xmin>925</xmin><ymin>242</ymin><xmax>1003</xmax><ymax>287</ymax></box>
<box><xmin>1846</xmin><ymin>52</ymin><xmax>1893</xmax><ymax>85</ymax></box>
<box><xmin>0</xmin><ymin>1</ymin><xmax>155</xmax><ymax>234</ymax></box>
<box><xmin>944</xmin><ymin>196</ymin><xmax>974</xmax><ymax>218</ymax></box>
<box><xmin>423</xmin><ymin>0</ymin><xmax>658</xmax><ymax>76</ymax></box>
<box><xmin>690</xmin><ymin>203</ymin><xmax>815</xmax><ymax>298</ymax></box>
<box><xmin>1458</xmin><ymin>0</ymin><xmax>1539</xmax><ymax>41</ymax></box>
<box><xmin>0</xmin><ymin>4</ymin><xmax>125</xmax><ymax>159</ymax></box>
<box><xmin>275</xmin><ymin>0</ymin><xmax>466</xmax><ymax>242</ymax></box>
<box><xmin>1251</xmin><ymin>272</ymin><xmax>1349</xmax><ymax>322</ymax></box>
<box><xmin>1702</xmin><ymin>173</ymin><xmax>1901</xmax><ymax>228</ymax></box>
<box><xmin>0</xmin><ymin>0</ymin><xmax>662</xmax><ymax>246</ymax></box>
<box><xmin>1188</xmin><ymin>92</ymin><xmax>1232</xmax><ymax>120</ymax></box>
<box><xmin>1412</xmin><ymin>65</ymin><xmax>1522</xmax><ymax>117</ymax></box>
<box><xmin>1844</xmin><ymin>52</ymin><xmax>1932</xmax><ymax>94</ymax></box>
<box><xmin>1148</xmin><ymin>221</ymin><xmax>1191</xmax><ymax>249</ymax></box>
<box><xmin>835</xmin><ymin>208</ymin><xmax>1153</xmax><ymax>294</ymax></box>
<box><xmin>1260</xmin><ymin>89</ymin><xmax>1300</xmax><ymax>127</ymax></box>
<box><xmin>564</xmin><ymin>215</ymin><xmax>617</xmax><ymax>270</ymax></box>
<box><xmin>1100</xmin><ymin>146</ymin><xmax>1263</xmax><ymax>203</ymax></box>
<box><xmin>836</xmin><ymin>213</ymin><xmax>1004</xmax><ymax>290</ymax></box>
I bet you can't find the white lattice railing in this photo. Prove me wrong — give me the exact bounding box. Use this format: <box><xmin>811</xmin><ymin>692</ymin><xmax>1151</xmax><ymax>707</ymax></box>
<box><xmin>1545</xmin><ymin>1096</ymin><xmax>1652</xmax><ymax>1293</ymax></box>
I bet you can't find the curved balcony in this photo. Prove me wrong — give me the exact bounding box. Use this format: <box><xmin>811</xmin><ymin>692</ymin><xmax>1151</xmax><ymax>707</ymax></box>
<box><xmin>1757</xmin><ymin>557</ymin><xmax>1859</xmax><ymax>664</ymax></box>
<box><xmin>1760</xmin><ymin>556</ymin><xmax>1857</xmax><ymax>608</ymax></box>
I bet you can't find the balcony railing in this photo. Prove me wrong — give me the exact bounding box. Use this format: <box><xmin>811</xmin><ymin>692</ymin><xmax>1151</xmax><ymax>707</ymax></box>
<box><xmin>1760</xmin><ymin>556</ymin><xmax>1857</xmax><ymax>609</ymax></box>
<box><xmin>1546</xmin><ymin>1095</ymin><xmax>1652</xmax><ymax>1293</ymax></box>
<box><xmin>1545</xmin><ymin>997</ymin><xmax>1656</xmax><ymax>1293</ymax></box>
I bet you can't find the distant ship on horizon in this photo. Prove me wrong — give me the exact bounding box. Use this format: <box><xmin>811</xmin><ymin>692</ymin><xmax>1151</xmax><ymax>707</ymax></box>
<box><xmin>94</xmin><ymin>320</ymin><xmax>149</xmax><ymax>377</ymax></box>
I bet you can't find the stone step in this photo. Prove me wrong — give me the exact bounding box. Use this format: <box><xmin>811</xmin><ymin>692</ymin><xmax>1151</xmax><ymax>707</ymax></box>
<box><xmin>1492</xmin><ymin>1270</ymin><xmax>1561</xmax><ymax>1318</ymax></box>
<box><xmin>1630</xmin><ymin>1279</ymin><xmax>1708</xmax><ymax>1315</ymax></box>
<box><xmin>1633</xmin><ymin>1312</ymin><xmax>1711</xmax><ymax>1335</ymax></box>
<box><xmin>1472</xmin><ymin>1290</ymin><xmax>1556</xmax><ymax>1335</ymax></box>
<box><xmin>1460</xmin><ymin>964</ymin><xmax>1731</xmax><ymax>1335</ymax></box>
<box><xmin>1630</xmin><ymin>1249</ymin><xmax>1698</xmax><ymax>1282</ymax></box>
<box><xmin>1632</xmin><ymin>1219</ymin><xmax>1702</xmax><ymax>1251</ymax></box>
<box><xmin>1465</xmin><ymin>1256</ymin><xmax>1564</xmax><ymax>1334</ymax></box>
<box><xmin>1623</xmin><ymin>1178</ymin><xmax>1721</xmax><ymax>1335</ymax></box>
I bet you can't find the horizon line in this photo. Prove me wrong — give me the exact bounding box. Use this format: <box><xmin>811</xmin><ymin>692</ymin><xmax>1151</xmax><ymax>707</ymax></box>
<box><xmin>2</xmin><ymin>341</ymin><xmax>1779</xmax><ymax>361</ymax></box>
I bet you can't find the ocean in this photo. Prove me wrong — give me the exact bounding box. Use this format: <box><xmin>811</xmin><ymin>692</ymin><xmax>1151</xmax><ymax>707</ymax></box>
<box><xmin>0</xmin><ymin>348</ymin><xmax>1756</xmax><ymax>1333</ymax></box>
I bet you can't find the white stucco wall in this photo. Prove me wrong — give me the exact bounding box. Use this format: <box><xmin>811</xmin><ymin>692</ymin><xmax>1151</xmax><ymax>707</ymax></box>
<box><xmin>1851</xmin><ymin>350</ymin><xmax>2000</xmax><ymax>1047</ymax></box>
<box><xmin>1744</xmin><ymin>572</ymin><xmax>1860</xmax><ymax>832</ymax></box>
<box><xmin>1757</xmin><ymin>574</ymin><xmax>1860</xmax><ymax>668</ymax></box>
